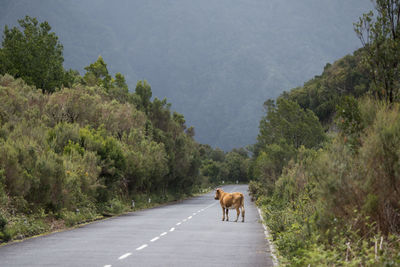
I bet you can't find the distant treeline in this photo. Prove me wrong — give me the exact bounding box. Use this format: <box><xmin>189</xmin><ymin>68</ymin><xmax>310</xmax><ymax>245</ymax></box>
<box><xmin>0</xmin><ymin>16</ymin><xmax>249</xmax><ymax>242</ymax></box>
<box><xmin>250</xmin><ymin>1</ymin><xmax>400</xmax><ymax>265</ymax></box>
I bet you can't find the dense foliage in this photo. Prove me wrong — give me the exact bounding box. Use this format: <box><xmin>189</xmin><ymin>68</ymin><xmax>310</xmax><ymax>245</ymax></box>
<box><xmin>199</xmin><ymin>146</ymin><xmax>250</xmax><ymax>186</ymax></box>
<box><xmin>0</xmin><ymin>16</ymin><xmax>69</xmax><ymax>93</ymax></box>
<box><xmin>250</xmin><ymin>1</ymin><xmax>400</xmax><ymax>265</ymax></box>
<box><xmin>284</xmin><ymin>49</ymin><xmax>371</xmax><ymax>124</ymax></box>
<box><xmin>355</xmin><ymin>0</ymin><xmax>400</xmax><ymax>103</ymax></box>
<box><xmin>0</xmin><ymin>17</ymin><xmax>247</xmax><ymax>242</ymax></box>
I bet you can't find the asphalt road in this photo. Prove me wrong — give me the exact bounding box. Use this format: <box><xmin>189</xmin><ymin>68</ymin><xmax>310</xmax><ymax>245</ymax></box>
<box><xmin>0</xmin><ymin>184</ymin><xmax>274</xmax><ymax>267</ymax></box>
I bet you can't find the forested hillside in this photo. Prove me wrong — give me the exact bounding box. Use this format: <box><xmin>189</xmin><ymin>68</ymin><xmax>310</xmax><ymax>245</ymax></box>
<box><xmin>0</xmin><ymin>16</ymin><xmax>249</xmax><ymax>242</ymax></box>
<box><xmin>250</xmin><ymin>1</ymin><xmax>400</xmax><ymax>265</ymax></box>
<box><xmin>0</xmin><ymin>0</ymin><xmax>372</xmax><ymax>150</ymax></box>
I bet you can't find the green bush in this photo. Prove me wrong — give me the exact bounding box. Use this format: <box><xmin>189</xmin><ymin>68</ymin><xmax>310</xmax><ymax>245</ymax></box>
<box><xmin>253</xmin><ymin>98</ymin><xmax>400</xmax><ymax>265</ymax></box>
<box><xmin>101</xmin><ymin>198</ymin><xmax>128</xmax><ymax>215</ymax></box>
<box><xmin>0</xmin><ymin>211</ymin><xmax>49</xmax><ymax>241</ymax></box>
<box><xmin>0</xmin><ymin>228</ymin><xmax>12</xmax><ymax>242</ymax></box>
<box><xmin>60</xmin><ymin>207</ymin><xmax>99</xmax><ymax>227</ymax></box>
<box><xmin>0</xmin><ymin>212</ymin><xmax>7</xmax><ymax>231</ymax></box>
<box><xmin>0</xmin><ymin>168</ymin><xmax>7</xmax><ymax>206</ymax></box>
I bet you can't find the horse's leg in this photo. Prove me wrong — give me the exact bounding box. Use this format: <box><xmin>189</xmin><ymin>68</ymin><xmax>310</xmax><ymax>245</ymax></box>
<box><xmin>226</xmin><ymin>208</ymin><xmax>229</xmax><ymax>221</ymax></box>
<box><xmin>221</xmin><ymin>207</ymin><xmax>225</xmax><ymax>221</ymax></box>
<box><xmin>235</xmin><ymin>207</ymin><xmax>240</xmax><ymax>222</ymax></box>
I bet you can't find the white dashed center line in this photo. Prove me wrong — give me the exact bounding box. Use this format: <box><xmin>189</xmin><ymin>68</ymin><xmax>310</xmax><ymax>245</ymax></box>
<box><xmin>150</xmin><ymin>236</ymin><xmax>159</xmax><ymax>242</ymax></box>
<box><xmin>204</xmin><ymin>202</ymin><xmax>217</xmax><ymax>209</ymax></box>
<box><xmin>136</xmin><ymin>244</ymin><xmax>148</xmax><ymax>251</ymax></box>
<box><xmin>103</xmin><ymin>200</ymin><xmax>221</xmax><ymax>267</ymax></box>
<box><xmin>118</xmin><ymin>253</ymin><xmax>132</xmax><ymax>260</ymax></box>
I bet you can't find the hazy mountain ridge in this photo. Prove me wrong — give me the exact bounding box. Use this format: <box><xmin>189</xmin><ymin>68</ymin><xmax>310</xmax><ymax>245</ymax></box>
<box><xmin>0</xmin><ymin>0</ymin><xmax>372</xmax><ymax>149</ymax></box>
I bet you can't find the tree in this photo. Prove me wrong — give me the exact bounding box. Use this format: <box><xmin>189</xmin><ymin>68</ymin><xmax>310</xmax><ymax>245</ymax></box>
<box><xmin>113</xmin><ymin>72</ymin><xmax>128</xmax><ymax>90</ymax></box>
<box><xmin>335</xmin><ymin>96</ymin><xmax>364</xmax><ymax>149</ymax></box>
<box><xmin>134</xmin><ymin>80</ymin><xmax>152</xmax><ymax>114</ymax></box>
<box><xmin>186</xmin><ymin>126</ymin><xmax>195</xmax><ymax>138</ymax></box>
<box><xmin>109</xmin><ymin>72</ymin><xmax>129</xmax><ymax>103</ymax></box>
<box><xmin>257</xmin><ymin>98</ymin><xmax>325</xmax><ymax>150</ymax></box>
<box><xmin>201</xmin><ymin>160</ymin><xmax>227</xmax><ymax>185</ymax></box>
<box><xmin>0</xmin><ymin>16</ymin><xmax>65</xmax><ymax>92</ymax></box>
<box><xmin>83</xmin><ymin>56</ymin><xmax>112</xmax><ymax>89</ymax></box>
<box><xmin>354</xmin><ymin>0</ymin><xmax>400</xmax><ymax>102</ymax></box>
<box><xmin>173</xmin><ymin>112</ymin><xmax>186</xmax><ymax>130</ymax></box>
<box><xmin>63</xmin><ymin>69</ymin><xmax>81</xmax><ymax>88</ymax></box>
<box><xmin>225</xmin><ymin>151</ymin><xmax>249</xmax><ymax>182</ymax></box>
<box><xmin>210</xmin><ymin>148</ymin><xmax>225</xmax><ymax>162</ymax></box>
<box><xmin>149</xmin><ymin>97</ymin><xmax>171</xmax><ymax>131</ymax></box>
<box><xmin>201</xmin><ymin>160</ymin><xmax>221</xmax><ymax>184</ymax></box>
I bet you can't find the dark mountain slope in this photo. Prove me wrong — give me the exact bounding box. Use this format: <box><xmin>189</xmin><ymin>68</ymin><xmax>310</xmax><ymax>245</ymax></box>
<box><xmin>0</xmin><ymin>0</ymin><xmax>372</xmax><ymax>149</ymax></box>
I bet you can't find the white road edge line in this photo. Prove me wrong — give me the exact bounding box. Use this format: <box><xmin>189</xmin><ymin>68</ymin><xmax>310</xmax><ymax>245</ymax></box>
<box><xmin>118</xmin><ymin>253</ymin><xmax>132</xmax><ymax>260</ymax></box>
<box><xmin>160</xmin><ymin>232</ymin><xmax>167</xmax><ymax>236</ymax></box>
<box><xmin>104</xmin><ymin>265</ymin><xmax>112</xmax><ymax>267</ymax></box>
<box><xmin>170</xmin><ymin>227</ymin><xmax>175</xmax><ymax>232</ymax></box>
<box><xmin>188</xmin><ymin>216</ymin><xmax>192</xmax><ymax>219</ymax></box>
<box><xmin>150</xmin><ymin>236</ymin><xmax>159</xmax><ymax>242</ymax></box>
<box><xmin>257</xmin><ymin>207</ymin><xmax>279</xmax><ymax>266</ymax></box>
<box><xmin>176</xmin><ymin>222</ymin><xmax>181</xmax><ymax>225</ymax></box>
<box><xmin>136</xmin><ymin>244</ymin><xmax>148</xmax><ymax>251</ymax></box>
<box><xmin>183</xmin><ymin>219</ymin><xmax>187</xmax><ymax>222</ymax></box>
<box><xmin>192</xmin><ymin>212</ymin><xmax>196</xmax><ymax>215</ymax></box>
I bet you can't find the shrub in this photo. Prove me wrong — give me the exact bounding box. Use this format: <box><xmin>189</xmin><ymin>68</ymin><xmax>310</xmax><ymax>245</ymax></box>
<box><xmin>60</xmin><ymin>207</ymin><xmax>99</xmax><ymax>227</ymax></box>
<box><xmin>0</xmin><ymin>212</ymin><xmax>7</xmax><ymax>231</ymax></box>
<box><xmin>254</xmin><ymin>98</ymin><xmax>400</xmax><ymax>265</ymax></box>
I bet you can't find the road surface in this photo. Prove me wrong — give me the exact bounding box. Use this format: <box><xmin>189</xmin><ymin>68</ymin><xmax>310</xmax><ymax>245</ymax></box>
<box><xmin>0</xmin><ymin>184</ymin><xmax>274</xmax><ymax>267</ymax></box>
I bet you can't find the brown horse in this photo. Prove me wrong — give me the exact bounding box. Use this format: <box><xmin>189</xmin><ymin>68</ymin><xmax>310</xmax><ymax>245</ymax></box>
<box><xmin>214</xmin><ymin>188</ymin><xmax>245</xmax><ymax>222</ymax></box>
